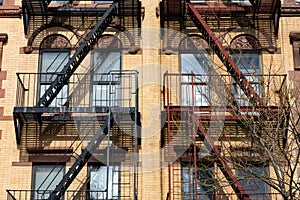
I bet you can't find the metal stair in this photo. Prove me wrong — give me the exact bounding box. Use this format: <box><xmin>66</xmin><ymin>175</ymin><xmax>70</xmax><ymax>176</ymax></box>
<box><xmin>36</xmin><ymin>2</ymin><xmax>118</xmax><ymax>107</ymax></box>
<box><xmin>190</xmin><ymin>113</ymin><xmax>250</xmax><ymax>200</ymax></box>
<box><xmin>47</xmin><ymin>115</ymin><xmax>114</xmax><ymax>200</ymax></box>
<box><xmin>187</xmin><ymin>3</ymin><xmax>264</xmax><ymax>107</ymax></box>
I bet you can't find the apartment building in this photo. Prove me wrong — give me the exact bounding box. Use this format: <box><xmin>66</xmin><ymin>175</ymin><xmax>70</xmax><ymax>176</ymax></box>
<box><xmin>0</xmin><ymin>0</ymin><xmax>299</xmax><ymax>199</ymax></box>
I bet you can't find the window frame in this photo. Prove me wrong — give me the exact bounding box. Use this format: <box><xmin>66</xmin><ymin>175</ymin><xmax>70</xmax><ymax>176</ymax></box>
<box><xmin>50</xmin><ymin>0</ymin><xmax>71</xmax><ymax>4</ymax></box>
<box><xmin>231</xmin><ymin>51</ymin><xmax>262</xmax><ymax>106</ymax></box>
<box><xmin>32</xmin><ymin>163</ymin><xmax>66</xmax><ymax>200</ymax></box>
<box><xmin>94</xmin><ymin>0</ymin><xmax>114</xmax><ymax>4</ymax></box>
<box><xmin>87</xmin><ymin>164</ymin><xmax>120</xmax><ymax>199</ymax></box>
<box><xmin>90</xmin><ymin>46</ymin><xmax>122</xmax><ymax>107</ymax></box>
<box><xmin>38</xmin><ymin>49</ymin><xmax>70</xmax><ymax>107</ymax></box>
<box><xmin>236</xmin><ymin>164</ymin><xmax>269</xmax><ymax>199</ymax></box>
<box><xmin>181</xmin><ymin>162</ymin><xmax>215</xmax><ymax>200</ymax></box>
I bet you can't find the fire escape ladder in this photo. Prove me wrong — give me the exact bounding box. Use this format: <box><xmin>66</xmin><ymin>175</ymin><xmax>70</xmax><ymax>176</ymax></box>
<box><xmin>187</xmin><ymin>3</ymin><xmax>264</xmax><ymax>107</ymax></box>
<box><xmin>36</xmin><ymin>2</ymin><xmax>118</xmax><ymax>108</ymax></box>
<box><xmin>191</xmin><ymin>114</ymin><xmax>250</xmax><ymax>200</ymax></box>
<box><xmin>47</xmin><ymin>115</ymin><xmax>114</xmax><ymax>200</ymax></box>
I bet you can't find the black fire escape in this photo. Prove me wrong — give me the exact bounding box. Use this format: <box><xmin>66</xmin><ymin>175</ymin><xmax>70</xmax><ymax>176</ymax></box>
<box><xmin>8</xmin><ymin>0</ymin><xmax>141</xmax><ymax>199</ymax></box>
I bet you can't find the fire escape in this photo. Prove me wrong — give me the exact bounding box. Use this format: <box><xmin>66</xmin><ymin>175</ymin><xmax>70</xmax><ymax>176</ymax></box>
<box><xmin>8</xmin><ymin>0</ymin><xmax>141</xmax><ymax>199</ymax></box>
<box><xmin>161</xmin><ymin>0</ymin><xmax>284</xmax><ymax>199</ymax></box>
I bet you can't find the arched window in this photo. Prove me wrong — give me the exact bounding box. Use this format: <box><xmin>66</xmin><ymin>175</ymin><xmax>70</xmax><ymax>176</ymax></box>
<box><xmin>230</xmin><ymin>34</ymin><xmax>262</xmax><ymax>106</ymax></box>
<box><xmin>39</xmin><ymin>34</ymin><xmax>71</xmax><ymax>107</ymax></box>
<box><xmin>90</xmin><ymin>35</ymin><xmax>122</xmax><ymax>107</ymax></box>
<box><xmin>179</xmin><ymin>35</ymin><xmax>210</xmax><ymax>106</ymax></box>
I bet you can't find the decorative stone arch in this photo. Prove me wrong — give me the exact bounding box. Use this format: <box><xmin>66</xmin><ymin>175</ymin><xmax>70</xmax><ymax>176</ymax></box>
<box><xmin>81</xmin><ymin>25</ymin><xmax>139</xmax><ymax>54</ymax></box>
<box><xmin>230</xmin><ymin>34</ymin><xmax>262</xmax><ymax>51</ymax></box>
<box><xmin>94</xmin><ymin>34</ymin><xmax>123</xmax><ymax>49</ymax></box>
<box><xmin>224</xmin><ymin>26</ymin><xmax>276</xmax><ymax>53</ymax></box>
<box><xmin>179</xmin><ymin>34</ymin><xmax>209</xmax><ymax>52</ymax></box>
<box><xmin>24</xmin><ymin>24</ymin><xmax>78</xmax><ymax>53</ymax></box>
<box><xmin>39</xmin><ymin>34</ymin><xmax>72</xmax><ymax>49</ymax></box>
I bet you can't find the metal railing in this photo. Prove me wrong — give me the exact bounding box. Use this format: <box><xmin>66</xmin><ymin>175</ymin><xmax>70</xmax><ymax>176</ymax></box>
<box><xmin>7</xmin><ymin>189</ymin><xmax>123</xmax><ymax>200</ymax></box>
<box><xmin>15</xmin><ymin>71</ymin><xmax>138</xmax><ymax>108</ymax></box>
<box><xmin>163</xmin><ymin>72</ymin><xmax>287</xmax><ymax>108</ymax></box>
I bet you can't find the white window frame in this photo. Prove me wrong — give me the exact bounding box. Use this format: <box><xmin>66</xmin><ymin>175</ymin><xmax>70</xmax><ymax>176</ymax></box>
<box><xmin>39</xmin><ymin>50</ymin><xmax>70</xmax><ymax>107</ymax></box>
<box><xmin>91</xmin><ymin>50</ymin><xmax>121</xmax><ymax>107</ymax></box>
<box><xmin>32</xmin><ymin>164</ymin><xmax>65</xmax><ymax>200</ymax></box>
<box><xmin>88</xmin><ymin>165</ymin><xmax>120</xmax><ymax>199</ymax></box>
<box><xmin>180</xmin><ymin>52</ymin><xmax>210</xmax><ymax>107</ymax></box>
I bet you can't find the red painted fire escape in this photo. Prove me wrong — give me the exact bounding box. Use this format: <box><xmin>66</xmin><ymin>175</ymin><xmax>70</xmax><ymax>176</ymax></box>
<box><xmin>162</xmin><ymin>0</ymin><xmax>281</xmax><ymax>199</ymax></box>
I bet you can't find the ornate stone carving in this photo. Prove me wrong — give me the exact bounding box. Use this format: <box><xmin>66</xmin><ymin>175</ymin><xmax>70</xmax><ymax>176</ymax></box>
<box><xmin>179</xmin><ymin>35</ymin><xmax>208</xmax><ymax>51</ymax></box>
<box><xmin>40</xmin><ymin>35</ymin><xmax>71</xmax><ymax>49</ymax></box>
<box><xmin>95</xmin><ymin>35</ymin><xmax>122</xmax><ymax>49</ymax></box>
<box><xmin>230</xmin><ymin>35</ymin><xmax>261</xmax><ymax>50</ymax></box>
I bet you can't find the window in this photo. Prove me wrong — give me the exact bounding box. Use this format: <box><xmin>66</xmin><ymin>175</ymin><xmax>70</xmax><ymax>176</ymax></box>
<box><xmin>296</xmin><ymin>0</ymin><xmax>300</xmax><ymax>5</ymax></box>
<box><xmin>50</xmin><ymin>0</ymin><xmax>70</xmax><ymax>4</ymax></box>
<box><xmin>290</xmin><ymin>32</ymin><xmax>300</xmax><ymax>70</ymax></box>
<box><xmin>88</xmin><ymin>165</ymin><xmax>120</xmax><ymax>199</ymax></box>
<box><xmin>0</xmin><ymin>0</ymin><xmax>2</xmax><ymax>5</ymax></box>
<box><xmin>39</xmin><ymin>50</ymin><xmax>70</xmax><ymax>107</ymax></box>
<box><xmin>229</xmin><ymin>0</ymin><xmax>250</xmax><ymax>3</ymax></box>
<box><xmin>237</xmin><ymin>165</ymin><xmax>269</xmax><ymax>199</ymax></box>
<box><xmin>231</xmin><ymin>53</ymin><xmax>261</xmax><ymax>106</ymax></box>
<box><xmin>91</xmin><ymin>36</ymin><xmax>122</xmax><ymax>107</ymax></box>
<box><xmin>180</xmin><ymin>36</ymin><xmax>210</xmax><ymax>107</ymax></box>
<box><xmin>94</xmin><ymin>0</ymin><xmax>113</xmax><ymax>4</ymax></box>
<box><xmin>182</xmin><ymin>163</ymin><xmax>215</xmax><ymax>200</ymax></box>
<box><xmin>38</xmin><ymin>35</ymin><xmax>71</xmax><ymax>107</ymax></box>
<box><xmin>190</xmin><ymin>0</ymin><xmax>207</xmax><ymax>3</ymax></box>
<box><xmin>181</xmin><ymin>53</ymin><xmax>210</xmax><ymax>106</ymax></box>
<box><xmin>32</xmin><ymin>164</ymin><xmax>65</xmax><ymax>200</ymax></box>
<box><xmin>230</xmin><ymin>35</ymin><xmax>262</xmax><ymax>106</ymax></box>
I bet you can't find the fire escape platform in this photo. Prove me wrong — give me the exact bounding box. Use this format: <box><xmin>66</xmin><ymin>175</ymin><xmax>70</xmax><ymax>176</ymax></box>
<box><xmin>13</xmin><ymin>106</ymin><xmax>136</xmax><ymax>123</ymax></box>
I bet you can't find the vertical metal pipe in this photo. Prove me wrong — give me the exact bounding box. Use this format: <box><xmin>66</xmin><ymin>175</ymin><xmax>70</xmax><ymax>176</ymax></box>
<box><xmin>134</xmin><ymin>71</ymin><xmax>138</xmax><ymax>200</ymax></box>
<box><xmin>166</xmin><ymin>71</ymin><xmax>171</xmax><ymax>200</ymax></box>
<box><xmin>106</xmin><ymin>72</ymin><xmax>112</xmax><ymax>200</ymax></box>
<box><xmin>191</xmin><ymin>72</ymin><xmax>198</xmax><ymax>200</ymax></box>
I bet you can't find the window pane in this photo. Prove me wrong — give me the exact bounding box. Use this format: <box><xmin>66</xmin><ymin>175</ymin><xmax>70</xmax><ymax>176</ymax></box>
<box><xmin>230</xmin><ymin>0</ymin><xmax>250</xmax><ymax>2</ymax></box>
<box><xmin>232</xmin><ymin>53</ymin><xmax>261</xmax><ymax>106</ymax></box>
<box><xmin>89</xmin><ymin>165</ymin><xmax>119</xmax><ymax>199</ymax></box>
<box><xmin>32</xmin><ymin>165</ymin><xmax>65</xmax><ymax>200</ymax></box>
<box><xmin>41</xmin><ymin>52</ymin><xmax>69</xmax><ymax>74</ymax></box>
<box><xmin>50</xmin><ymin>0</ymin><xmax>70</xmax><ymax>4</ymax></box>
<box><xmin>182</xmin><ymin>165</ymin><xmax>215</xmax><ymax>200</ymax></box>
<box><xmin>92</xmin><ymin>51</ymin><xmax>121</xmax><ymax>75</ymax></box>
<box><xmin>181</xmin><ymin>53</ymin><xmax>210</xmax><ymax>106</ymax></box>
<box><xmin>39</xmin><ymin>51</ymin><xmax>69</xmax><ymax>107</ymax></box>
<box><xmin>237</xmin><ymin>166</ymin><xmax>269</xmax><ymax>198</ymax></box>
<box><xmin>0</xmin><ymin>0</ymin><xmax>3</xmax><ymax>5</ymax></box>
<box><xmin>91</xmin><ymin>51</ymin><xmax>121</xmax><ymax>107</ymax></box>
<box><xmin>94</xmin><ymin>0</ymin><xmax>113</xmax><ymax>4</ymax></box>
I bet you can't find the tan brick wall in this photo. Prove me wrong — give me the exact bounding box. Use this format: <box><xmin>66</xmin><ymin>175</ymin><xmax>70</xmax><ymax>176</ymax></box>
<box><xmin>0</xmin><ymin>2</ymin><xmax>300</xmax><ymax>200</ymax></box>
